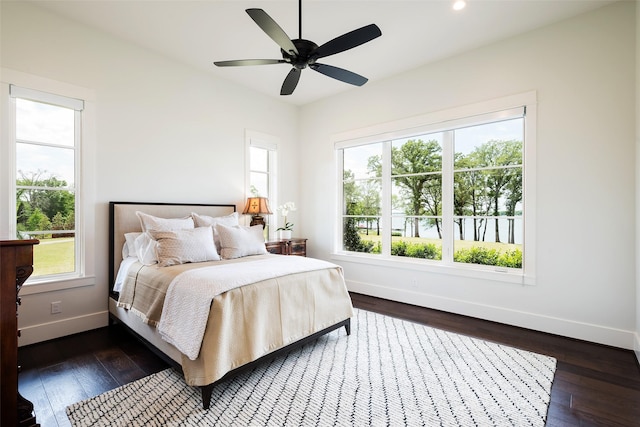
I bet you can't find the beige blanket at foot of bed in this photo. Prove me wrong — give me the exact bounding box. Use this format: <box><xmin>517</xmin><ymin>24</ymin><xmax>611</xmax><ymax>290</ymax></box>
<box><xmin>181</xmin><ymin>266</ymin><xmax>353</xmax><ymax>387</ymax></box>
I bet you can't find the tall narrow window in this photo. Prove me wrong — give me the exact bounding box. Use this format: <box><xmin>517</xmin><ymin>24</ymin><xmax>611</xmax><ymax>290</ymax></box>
<box><xmin>11</xmin><ymin>85</ymin><xmax>83</xmax><ymax>279</ymax></box>
<box><xmin>249</xmin><ymin>146</ymin><xmax>270</xmax><ymax>197</ymax></box>
<box><xmin>452</xmin><ymin>119</ymin><xmax>523</xmax><ymax>267</ymax></box>
<box><xmin>246</xmin><ymin>131</ymin><xmax>278</xmax><ymax>239</ymax></box>
<box><xmin>391</xmin><ymin>133</ymin><xmax>443</xmax><ymax>260</ymax></box>
<box><xmin>342</xmin><ymin>143</ymin><xmax>382</xmax><ymax>253</ymax></box>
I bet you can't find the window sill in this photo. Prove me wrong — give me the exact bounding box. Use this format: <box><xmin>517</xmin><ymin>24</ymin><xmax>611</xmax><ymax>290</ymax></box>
<box><xmin>330</xmin><ymin>252</ymin><xmax>534</xmax><ymax>286</ymax></box>
<box><xmin>21</xmin><ymin>275</ymin><xmax>95</xmax><ymax>295</ymax></box>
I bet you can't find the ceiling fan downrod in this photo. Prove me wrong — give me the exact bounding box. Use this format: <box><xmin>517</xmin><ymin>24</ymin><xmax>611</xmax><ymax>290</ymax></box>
<box><xmin>298</xmin><ymin>0</ymin><xmax>302</xmax><ymax>40</ymax></box>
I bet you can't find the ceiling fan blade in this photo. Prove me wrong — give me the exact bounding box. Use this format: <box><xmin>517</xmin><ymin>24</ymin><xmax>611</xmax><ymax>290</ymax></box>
<box><xmin>246</xmin><ymin>9</ymin><xmax>299</xmax><ymax>56</ymax></box>
<box><xmin>281</xmin><ymin>68</ymin><xmax>301</xmax><ymax>95</ymax></box>
<box><xmin>314</xmin><ymin>24</ymin><xmax>382</xmax><ymax>59</ymax></box>
<box><xmin>214</xmin><ymin>59</ymin><xmax>286</xmax><ymax>67</ymax></box>
<box><xmin>311</xmin><ymin>63</ymin><xmax>368</xmax><ymax>86</ymax></box>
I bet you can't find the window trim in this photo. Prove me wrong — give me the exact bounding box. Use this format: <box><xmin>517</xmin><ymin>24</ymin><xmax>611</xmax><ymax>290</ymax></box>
<box><xmin>245</xmin><ymin>129</ymin><xmax>279</xmax><ymax>240</ymax></box>
<box><xmin>332</xmin><ymin>92</ymin><xmax>536</xmax><ymax>285</ymax></box>
<box><xmin>12</xmin><ymin>90</ymin><xmax>83</xmax><ymax>281</ymax></box>
<box><xmin>1</xmin><ymin>68</ymin><xmax>96</xmax><ymax>292</ymax></box>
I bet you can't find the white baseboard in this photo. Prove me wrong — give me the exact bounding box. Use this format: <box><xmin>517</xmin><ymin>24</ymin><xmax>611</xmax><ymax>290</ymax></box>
<box><xmin>18</xmin><ymin>311</ymin><xmax>109</xmax><ymax>347</ymax></box>
<box><xmin>16</xmin><ymin>292</ymin><xmax>639</xmax><ymax>355</ymax></box>
<box><xmin>348</xmin><ymin>280</ymin><xmax>635</xmax><ymax>350</ymax></box>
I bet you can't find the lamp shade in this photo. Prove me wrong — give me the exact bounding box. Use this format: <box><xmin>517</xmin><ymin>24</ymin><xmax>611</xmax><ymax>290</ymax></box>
<box><xmin>242</xmin><ymin>197</ymin><xmax>273</xmax><ymax>215</ymax></box>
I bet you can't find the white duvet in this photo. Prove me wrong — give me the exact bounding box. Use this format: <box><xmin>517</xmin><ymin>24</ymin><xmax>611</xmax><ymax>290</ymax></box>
<box><xmin>157</xmin><ymin>255</ymin><xmax>342</xmax><ymax>360</ymax></box>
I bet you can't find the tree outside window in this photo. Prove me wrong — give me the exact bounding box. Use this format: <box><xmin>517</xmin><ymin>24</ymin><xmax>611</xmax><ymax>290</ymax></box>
<box><xmin>339</xmin><ymin>114</ymin><xmax>524</xmax><ymax>270</ymax></box>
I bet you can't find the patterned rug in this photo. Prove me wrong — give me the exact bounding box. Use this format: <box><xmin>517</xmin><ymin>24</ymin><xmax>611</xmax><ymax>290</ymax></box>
<box><xmin>67</xmin><ymin>309</ymin><xmax>556</xmax><ymax>426</ymax></box>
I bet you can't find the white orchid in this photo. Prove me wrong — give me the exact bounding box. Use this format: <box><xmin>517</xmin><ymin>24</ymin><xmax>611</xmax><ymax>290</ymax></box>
<box><xmin>277</xmin><ymin>201</ymin><xmax>296</xmax><ymax>217</ymax></box>
<box><xmin>276</xmin><ymin>202</ymin><xmax>296</xmax><ymax>231</ymax></box>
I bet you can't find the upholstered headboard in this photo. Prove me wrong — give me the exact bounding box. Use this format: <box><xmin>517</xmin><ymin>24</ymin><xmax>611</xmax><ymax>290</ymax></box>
<box><xmin>108</xmin><ymin>201</ymin><xmax>236</xmax><ymax>295</ymax></box>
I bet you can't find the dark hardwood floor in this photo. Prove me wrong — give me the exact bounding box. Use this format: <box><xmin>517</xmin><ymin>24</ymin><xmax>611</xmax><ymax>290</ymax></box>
<box><xmin>18</xmin><ymin>293</ymin><xmax>640</xmax><ymax>426</ymax></box>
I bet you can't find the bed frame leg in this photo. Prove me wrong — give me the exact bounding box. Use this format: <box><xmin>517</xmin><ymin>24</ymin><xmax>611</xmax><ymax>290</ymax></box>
<box><xmin>344</xmin><ymin>318</ymin><xmax>351</xmax><ymax>335</ymax></box>
<box><xmin>201</xmin><ymin>384</ymin><xmax>213</xmax><ymax>409</ymax></box>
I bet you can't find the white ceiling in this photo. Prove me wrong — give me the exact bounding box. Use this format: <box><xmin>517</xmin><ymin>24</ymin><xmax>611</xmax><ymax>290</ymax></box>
<box><xmin>28</xmin><ymin>0</ymin><xmax>616</xmax><ymax>106</ymax></box>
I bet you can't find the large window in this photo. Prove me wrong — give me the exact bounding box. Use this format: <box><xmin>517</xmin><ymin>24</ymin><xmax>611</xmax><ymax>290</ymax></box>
<box><xmin>11</xmin><ymin>86</ymin><xmax>83</xmax><ymax>279</ymax></box>
<box><xmin>336</xmin><ymin>93</ymin><xmax>535</xmax><ymax>283</ymax></box>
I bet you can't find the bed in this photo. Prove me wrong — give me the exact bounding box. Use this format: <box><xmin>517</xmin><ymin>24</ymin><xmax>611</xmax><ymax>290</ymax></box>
<box><xmin>108</xmin><ymin>201</ymin><xmax>353</xmax><ymax>409</ymax></box>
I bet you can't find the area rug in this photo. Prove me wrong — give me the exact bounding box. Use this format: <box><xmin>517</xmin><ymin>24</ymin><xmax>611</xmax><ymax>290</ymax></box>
<box><xmin>66</xmin><ymin>309</ymin><xmax>556</xmax><ymax>426</ymax></box>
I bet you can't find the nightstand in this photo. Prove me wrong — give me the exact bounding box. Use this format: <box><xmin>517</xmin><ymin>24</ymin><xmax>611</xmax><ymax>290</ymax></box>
<box><xmin>265</xmin><ymin>238</ymin><xmax>307</xmax><ymax>256</ymax></box>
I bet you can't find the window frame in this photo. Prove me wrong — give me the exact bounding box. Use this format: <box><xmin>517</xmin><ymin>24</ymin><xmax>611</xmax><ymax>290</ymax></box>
<box><xmin>333</xmin><ymin>92</ymin><xmax>536</xmax><ymax>285</ymax></box>
<box><xmin>13</xmin><ymin>88</ymin><xmax>82</xmax><ymax>280</ymax></box>
<box><xmin>245</xmin><ymin>130</ymin><xmax>279</xmax><ymax>240</ymax></box>
<box><xmin>1</xmin><ymin>69</ymin><xmax>96</xmax><ymax>294</ymax></box>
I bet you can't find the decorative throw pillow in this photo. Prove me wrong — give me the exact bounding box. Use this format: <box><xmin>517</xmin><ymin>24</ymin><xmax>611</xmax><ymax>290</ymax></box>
<box><xmin>149</xmin><ymin>226</ymin><xmax>220</xmax><ymax>267</ymax></box>
<box><xmin>136</xmin><ymin>211</ymin><xmax>194</xmax><ymax>232</ymax></box>
<box><xmin>192</xmin><ymin>212</ymin><xmax>239</xmax><ymax>251</ymax></box>
<box><xmin>134</xmin><ymin>232</ymin><xmax>159</xmax><ymax>265</ymax></box>
<box><xmin>216</xmin><ymin>223</ymin><xmax>268</xmax><ymax>259</ymax></box>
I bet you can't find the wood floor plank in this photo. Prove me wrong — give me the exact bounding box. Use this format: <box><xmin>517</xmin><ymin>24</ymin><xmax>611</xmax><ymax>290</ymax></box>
<box><xmin>38</xmin><ymin>362</ymin><xmax>88</xmax><ymax>427</ymax></box>
<box><xmin>116</xmin><ymin>336</ymin><xmax>171</xmax><ymax>375</ymax></box>
<box><xmin>552</xmin><ymin>371</ymin><xmax>640</xmax><ymax>426</ymax></box>
<box><xmin>557</xmin><ymin>360</ymin><xmax>640</xmax><ymax>392</ymax></box>
<box><xmin>570</xmin><ymin>393</ymin><xmax>639</xmax><ymax>427</ymax></box>
<box><xmin>556</xmin><ymin>369</ymin><xmax>640</xmax><ymax>399</ymax></box>
<box><xmin>545</xmin><ymin>401</ymin><xmax>582</xmax><ymax>427</ymax></box>
<box><xmin>94</xmin><ymin>347</ymin><xmax>148</xmax><ymax>386</ymax></box>
<box><xmin>18</xmin><ymin>370</ymin><xmax>58</xmax><ymax>427</ymax></box>
<box><xmin>20</xmin><ymin>339</ymin><xmax>65</xmax><ymax>368</ymax></box>
<box><xmin>71</xmin><ymin>353</ymin><xmax>121</xmax><ymax>398</ymax></box>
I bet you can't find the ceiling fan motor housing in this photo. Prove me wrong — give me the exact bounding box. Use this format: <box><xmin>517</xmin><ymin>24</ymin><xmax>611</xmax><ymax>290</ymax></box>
<box><xmin>282</xmin><ymin>39</ymin><xmax>319</xmax><ymax>69</ymax></box>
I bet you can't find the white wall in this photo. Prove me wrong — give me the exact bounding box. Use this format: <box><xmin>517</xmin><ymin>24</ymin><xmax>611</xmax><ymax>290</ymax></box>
<box><xmin>300</xmin><ymin>1</ymin><xmax>636</xmax><ymax>349</ymax></box>
<box><xmin>1</xmin><ymin>1</ymin><xmax>299</xmax><ymax>345</ymax></box>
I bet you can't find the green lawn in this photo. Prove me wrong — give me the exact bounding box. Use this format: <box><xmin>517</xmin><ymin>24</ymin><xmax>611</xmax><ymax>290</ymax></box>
<box><xmin>30</xmin><ymin>233</ymin><xmax>521</xmax><ymax>277</ymax></box>
<box><xmin>32</xmin><ymin>238</ymin><xmax>75</xmax><ymax>276</ymax></box>
<box><xmin>359</xmin><ymin>232</ymin><xmax>522</xmax><ymax>252</ymax></box>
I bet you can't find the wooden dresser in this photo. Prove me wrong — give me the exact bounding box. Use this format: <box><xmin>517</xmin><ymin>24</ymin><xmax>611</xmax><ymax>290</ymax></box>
<box><xmin>1</xmin><ymin>240</ymin><xmax>39</xmax><ymax>427</ymax></box>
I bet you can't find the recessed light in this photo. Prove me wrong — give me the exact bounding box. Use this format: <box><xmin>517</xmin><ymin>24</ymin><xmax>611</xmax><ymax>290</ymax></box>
<box><xmin>453</xmin><ymin>0</ymin><xmax>466</xmax><ymax>11</ymax></box>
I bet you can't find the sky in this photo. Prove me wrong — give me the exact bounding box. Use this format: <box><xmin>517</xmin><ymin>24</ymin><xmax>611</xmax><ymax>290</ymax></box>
<box><xmin>15</xmin><ymin>98</ymin><xmax>75</xmax><ymax>187</ymax></box>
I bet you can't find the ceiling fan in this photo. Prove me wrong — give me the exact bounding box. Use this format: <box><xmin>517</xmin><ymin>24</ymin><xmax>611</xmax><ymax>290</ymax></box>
<box><xmin>214</xmin><ymin>0</ymin><xmax>382</xmax><ymax>96</ymax></box>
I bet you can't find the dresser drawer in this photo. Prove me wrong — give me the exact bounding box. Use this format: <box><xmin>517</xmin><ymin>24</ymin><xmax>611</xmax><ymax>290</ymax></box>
<box><xmin>265</xmin><ymin>238</ymin><xmax>307</xmax><ymax>256</ymax></box>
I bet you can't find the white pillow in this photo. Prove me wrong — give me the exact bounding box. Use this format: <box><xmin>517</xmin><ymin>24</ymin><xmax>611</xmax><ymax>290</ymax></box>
<box><xmin>149</xmin><ymin>227</ymin><xmax>220</xmax><ymax>267</ymax></box>
<box><xmin>122</xmin><ymin>232</ymin><xmax>142</xmax><ymax>259</ymax></box>
<box><xmin>134</xmin><ymin>232</ymin><xmax>158</xmax><ymax>265</ymax></box>
<box><xmin>216</xmin><ymin>223</ymin><xmax>267</xmax><ymax>259</ymax></box>
<box><xmin>136</xmin><ymin>211</ymin><xmax>194</xmax><ymax>232</ymax></box>
<box><xmin>192</xmin><ymin>212</ymin><xmax>239</xmax><ymax>251</ymax></box>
